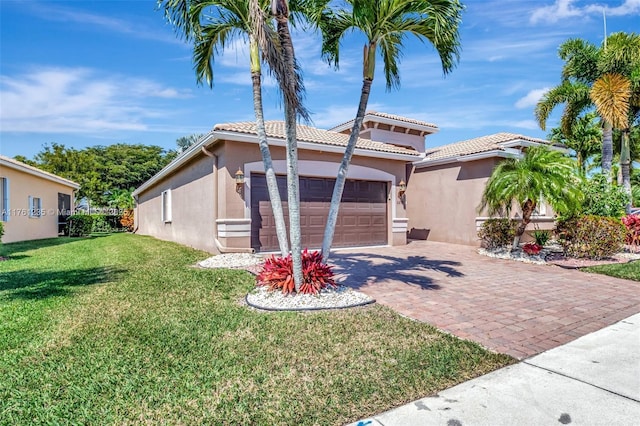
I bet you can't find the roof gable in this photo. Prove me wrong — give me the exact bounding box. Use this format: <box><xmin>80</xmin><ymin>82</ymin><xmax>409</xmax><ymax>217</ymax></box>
<box><xmin>330</xmin><ymin>111</ymin><xmax>439</xmax><ymax>134</ymax></box>
<box><xmin>0</xmin><ymin>155</ymin><xmax>80</xmax><ymax>189</ymax></box>
<box><xmin>422</xmin><ymin>132</ymin><xmax>557</xmax><ymax>162</ymax></box>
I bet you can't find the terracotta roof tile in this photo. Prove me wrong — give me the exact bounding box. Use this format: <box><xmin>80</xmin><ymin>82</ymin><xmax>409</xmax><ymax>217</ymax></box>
<box><xmin>213</xmin><ymin>120</ymin><xmax>421</xmax><ymax>156</ymax></box>
<box><xmin>331</xmin><ymin>111</ymin><xmax>438</xmax><ymax>131</ymax></box>
<box><xmin>423</xmin><ymin>132</ymin><xmax>554</xmax><ymax>161</ymax></box>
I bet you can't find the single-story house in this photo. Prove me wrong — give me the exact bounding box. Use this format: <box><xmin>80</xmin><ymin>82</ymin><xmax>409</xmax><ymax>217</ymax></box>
<box><xmin>133</xmin><ymin>112</ymin><xmax>559</xmax><ymax>253</ymax></box>
<box><xmin>0</xmin><ymin>155</ymin><xmax>79</xmax><ymax>243</ymax></box>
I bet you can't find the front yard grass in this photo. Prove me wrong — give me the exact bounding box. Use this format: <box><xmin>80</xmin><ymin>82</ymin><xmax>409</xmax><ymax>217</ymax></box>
<box><xmin>0</xmin><ymin>234</ymin><xmax>513</xmax><ymax>424</ymax></box>
<box><xmin>584</xmin><ymin>260</ymin><xmax>640</xmax><ymax>281</ymax></box>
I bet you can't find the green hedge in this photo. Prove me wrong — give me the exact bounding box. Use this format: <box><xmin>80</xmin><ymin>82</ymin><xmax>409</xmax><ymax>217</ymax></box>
<box><xmin>67</xmin><ymin>215</ymin><xmax>94</xmax><ymax>237</ymax></box>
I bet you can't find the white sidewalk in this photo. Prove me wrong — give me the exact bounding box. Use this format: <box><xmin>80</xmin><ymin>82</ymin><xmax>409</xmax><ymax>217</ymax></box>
<box><xmin>350</xmin><ymin>313</ymin><xmax>640</xmax><ymax>426</ymax></box>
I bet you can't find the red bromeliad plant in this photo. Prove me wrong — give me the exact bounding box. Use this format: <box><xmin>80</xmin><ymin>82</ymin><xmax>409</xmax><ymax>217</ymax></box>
<box><xmin>522</xmin><ymin>242</ymin><xmax>543</xmax><ymax>255</ymax></box>
<box><xmin>622</xmin><ymin>214</ymin><xmax>640</xmax><ymax>250</ymax></box>
<box><xmin>256</xmin><ymin>249</ymin><xmax>337</xmax><ymax>295</ymax></box>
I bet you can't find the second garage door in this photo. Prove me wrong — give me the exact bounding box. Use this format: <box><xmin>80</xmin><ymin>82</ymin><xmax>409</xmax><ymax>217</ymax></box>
<box><xmin>251</xmin><ymin>174</ymin><xmax>387</xmax><ymax>252</ymax></box>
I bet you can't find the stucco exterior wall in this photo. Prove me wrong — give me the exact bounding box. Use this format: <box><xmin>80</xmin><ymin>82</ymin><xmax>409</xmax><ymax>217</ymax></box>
<box><xmin>135</xmin><ymin>139</ymin><xmax>410</xmax><ymax>253</ymax></box>
<box><xmin>136</xmin><ymin>152</ymin><xmax>218</xmax><ymax>253</ymax></box>
<box><xmin>0</xmin><ymin>166</ymin><xmax>75</xmax><ymax>244</ymax></box>
<box><xmin>405</xmin><ymin>158</ymin><xmax>499</xmax><ymax>246</ymax></box>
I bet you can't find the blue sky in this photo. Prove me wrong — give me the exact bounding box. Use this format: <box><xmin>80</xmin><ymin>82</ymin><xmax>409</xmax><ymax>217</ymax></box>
<box><xmin>1</xmin><ymin>0</ymin><xmax>639</xmax><ymax>160</ymax></box>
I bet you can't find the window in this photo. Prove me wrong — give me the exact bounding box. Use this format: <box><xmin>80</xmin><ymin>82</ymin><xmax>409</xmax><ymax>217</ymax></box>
<box><xmin>0</xmin><ymin>177</ymin><xmax>8</xmax><ymax>222</ymax></box>
<box><xmin>533</xmin><ymin>196</ymin><xmax>547</xmax><ymax>216</ymax></box>
<box><xmin>29</xmin><ymin>196</ymin><xmax>42</xmax><ymax>218</ymax></box>
<box><xmin>161</xmin><ymin>189</ymin><xmax>172</xmax><ymax>223</ymax></box>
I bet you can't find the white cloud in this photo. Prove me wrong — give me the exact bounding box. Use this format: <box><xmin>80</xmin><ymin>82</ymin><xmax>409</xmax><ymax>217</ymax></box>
<box><xmin>507</xmin><ymin>119</ymin><xmax>540</xmax><ymax>130</ymax></box>
<box><xmin>531</xmin><ymin>0</ymin><xmax>640</xmax><ymax>24</ymax></box>
<box><xmin>515</xmin><ymin>87</ymin><xmax>549</xmax><ymax>109</ymax></box>
<box><xmin>0</xmin><ymin>67</ymin><xmax>191</xmax><ymax>133</ymax></box>
<box><xmin>30</xmin><ymin>4</ymin><xmax>184</xmax><ymax>45</ymax></box>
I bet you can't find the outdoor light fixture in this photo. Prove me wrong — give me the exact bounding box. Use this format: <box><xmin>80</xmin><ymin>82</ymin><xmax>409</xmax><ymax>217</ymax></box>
<box><xmin>398</xmin><ymin>180</ymin><xmax>407</xmax><ymax>195</ymax></box>
<box><xmin>235</xmin><ymin>167</ymin><xmax>245</xmax><ymax>193</ymax></box>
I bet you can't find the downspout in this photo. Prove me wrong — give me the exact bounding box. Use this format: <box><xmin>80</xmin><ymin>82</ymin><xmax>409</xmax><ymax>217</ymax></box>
<box><xmin>132</xmin><ymin>194</ymin><xmax>139</xmax><ymax>233</ymax></box>
<box><xmin>201</xmin><ymin>146</ymin><xmax>254</xmax><ymax>254</ymax></box>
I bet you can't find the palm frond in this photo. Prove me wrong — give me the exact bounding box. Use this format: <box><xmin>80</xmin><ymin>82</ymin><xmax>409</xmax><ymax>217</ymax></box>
<box><xmin>591</xmin><ymin>73</ymin><xmax>632</xmax><ymax>129</ymax></box>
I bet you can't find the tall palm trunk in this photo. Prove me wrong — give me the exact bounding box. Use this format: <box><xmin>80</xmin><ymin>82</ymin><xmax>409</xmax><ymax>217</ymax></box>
<box><xmin>602</xmin><ymin>121</ymin><xmax>614</xmax><ymax>179</ymax></box>
<box><xmin>321</xmin><ymin>43</ymin><xmax>376</xmax><ymax>263</ymax></box>
<box><xmin>273</xmin><ymin>0</ymin><xmax>303</xmax><ymax>291</ymax></box>
<box><xmin>513</xmin><ymin>199</ymin><xmax>535</xmax><ymax>251</ymax></box>
<box><xmin>250</xmin><ymin>36</ymin><xmax>289</xmax><ymax>256</ymax></box>
<box><xmin>621</xmin><ymin>129</ymin><xmax>632</xmax><ymax>212</ymax></box>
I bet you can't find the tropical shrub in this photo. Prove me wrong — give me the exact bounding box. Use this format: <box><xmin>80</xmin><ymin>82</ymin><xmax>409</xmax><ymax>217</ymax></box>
<box><xmin>533</xmin><ymin>229</ymin><xmax>550</xmax><ymax>246</ymax></box>
<box><xmin>67</xmin><ymin>214</ymin><xmax>93</xmax><ymax>237</ymax></box>
<box><xmin>621</xmin><ymin>214</ymin><xmax>640</xmax><ymax>251</ymax></box>
<box><xmin>257</xmin><ymin>249</ymin><xmax>337</xmax><ymax>295</ymax></box>
<box><xmin>120</xmin><ymin>209</ymin><xmax>134</xmax><ymax>232</ymax></box>
<box><xmin>577</xmin><ymin>174</ymin><xmax>628</xmax><ymax>218</ymax></box>
<box><xmin>557</xmin><ymin>215</ymin><xmax>625</xmax><ymax>259</ymax></box>
<box><xmin>522</xmin><ymin>243</ymin><xmax>542</xmax><ymax>255</ymax></box>
<box><xmin>91</xmin><ymin>215</ymin><xmax>112</xmax><ymax>233</ymax></box>
<box><xmin>0</xmin><ymin>221</ymin><xmax>4</xmax><ymax>243</ymax></box>
<box><xmin>477</xmin><ymin>219</ymin><xmax>517</xmax><ymax>249</ymax></box>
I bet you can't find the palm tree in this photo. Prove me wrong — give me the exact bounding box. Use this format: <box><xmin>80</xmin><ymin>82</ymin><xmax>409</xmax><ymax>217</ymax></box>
<box><xmin>159</xmin><ymin>0</ymin><xmax>291</xmax><ymax>256</ymax></box>
<box><xmin>590</xmin><ymin>73</ymin><xmax>633</xmax><ymax>211</ymax></box>
<box><xmin>479</xmin><ymin>146</ymin><xmax>583</xmax><ymax>251</ymax></box>
<box><xmin>318</xmin><ymin>0</ymin><xmax>463</xmax><ymax>262</ymax></box>
<box><xmin>548</xmin><ymin>112</ymin><xmax>601</xmax><ymax>174</ymax></box>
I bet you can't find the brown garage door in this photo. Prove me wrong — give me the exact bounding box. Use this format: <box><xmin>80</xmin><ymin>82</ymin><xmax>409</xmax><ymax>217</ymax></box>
<box><xmin>251</xmin><ymin>174</ymin><xmax>387</xmax><ymax>252</ymax></box>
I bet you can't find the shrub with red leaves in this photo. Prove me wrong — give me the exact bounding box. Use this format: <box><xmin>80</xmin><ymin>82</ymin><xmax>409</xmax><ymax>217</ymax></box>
<box><xmin>622</xmin><ymin>214</ymin><xmax>640</xmax><ymax>250</ymax></box>
<box><xmin>522</xmin><ymin>242</ymin><xmax>542</xmax><ymax>255</ymax></box>
<box><xmin>256</xmin><ymin>249</ymin><xmax>337</xmax><ymax>295</ymax></box>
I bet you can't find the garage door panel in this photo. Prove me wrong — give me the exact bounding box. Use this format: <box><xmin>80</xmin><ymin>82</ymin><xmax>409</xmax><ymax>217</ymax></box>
<box><xmin>251</xmin><ymin>174</ymin><xmax>387</xmax><ymax>251</ymax></box>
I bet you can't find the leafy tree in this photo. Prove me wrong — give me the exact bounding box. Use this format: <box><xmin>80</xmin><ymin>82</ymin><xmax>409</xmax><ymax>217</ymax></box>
<box><xmin>318</xmin><ymin>0</ymin><xmax>463</xmax><ymax>262</ymax></box>
<box><xmin>578</xmin><ymin>174</ymin><xmax>628</xmax><ymax>218</ymax></box>
<box><xmin>22</xmin><ymin>143</ymin><xmax>175</xmax><ymax>206</ymax></box>
<box><xmin>548</xmin><ymin>112</ymin><xmax>601</xmax><ymax>174</ymax></box>
<box><xmin>479</xmin><ymin>146</ymin><xmax>583</xmax><ymax>250</ymax></box>
<box><xmin>176</xmin><ymin>133</ymin><xmax>204</xmax><ymax>153</ymax></box>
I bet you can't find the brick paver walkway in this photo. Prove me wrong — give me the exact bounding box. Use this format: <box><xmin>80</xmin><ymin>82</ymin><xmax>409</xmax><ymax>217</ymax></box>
<box><xmin>331</xmin><ymin>241</ymin><xmax>640</xmax><ymax>359</ymax></box>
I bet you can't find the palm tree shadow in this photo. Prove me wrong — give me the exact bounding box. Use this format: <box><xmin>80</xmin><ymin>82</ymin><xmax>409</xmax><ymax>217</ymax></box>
<box><xmin>0</xmin><ymin>266</ymin><xmax>124</xmax><ymax>300</ymax></box>
<box><xmin>329</xmin><ymin>251</ymin><xmax>464</xmax><ymax>291</ymax></box>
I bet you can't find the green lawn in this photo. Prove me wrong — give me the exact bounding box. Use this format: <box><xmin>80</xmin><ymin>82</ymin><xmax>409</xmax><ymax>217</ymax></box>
<box><xmin>0</xmin><ymin>234</ymin><xmax>512</xmax><ymax>425</ymax></box>
<box><xmin>584</xmin><ymin>260</ymin><xmax>640</xmax><ymax>281</ymax></box>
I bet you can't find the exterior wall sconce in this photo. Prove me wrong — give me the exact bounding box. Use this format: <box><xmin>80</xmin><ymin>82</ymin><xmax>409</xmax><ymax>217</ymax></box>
<box><xmin>235</xmin><ymin>167</ymin><xmax>245</xmax><ymax>193</ymax></box>
<box><xmin>398</xmin><ymin>180</ymin><xmax>407</xmax><ymax>196</ymax></box>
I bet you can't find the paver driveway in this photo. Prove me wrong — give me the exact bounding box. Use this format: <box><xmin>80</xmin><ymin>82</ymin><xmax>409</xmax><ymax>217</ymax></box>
<box><xmin>331</xmin><ymin>241</ymin><xmax>640</xmax><ymax>359</ymax></box>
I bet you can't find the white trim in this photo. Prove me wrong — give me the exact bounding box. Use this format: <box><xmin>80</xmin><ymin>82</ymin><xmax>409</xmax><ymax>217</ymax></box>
<box><xmin>330</xmin><ymin>113</ymin><xmax>439</xmax><ymax>134</ymax></box>
<box><xmin>28</xmin><ymin>195</ymin><xmax>42</xmax><ymax>218</ymax></box>
<box><xmin>133</xmin><ymin>132</ymin><xmax>216</xmax><ymax>196</ymax></box>
<box><xmin>392</xmin><ymin>217</ymin><xmax>409</xmax><ymax>233</ymax></box>
<box><xmin>500</xmin><ymin>140</ymin><xmax>567</xmax><ymax>153</ymax></box>
<box><xmin>216</xmin><ymin>218</ymin><xmax>251</xmax><ymax>238</ymax></box>
<box><xmin>0</xmin><ymin>157</ymin><xmax>79</xmax><ymax>189</ymax></box>
<box><xmin>161</xmin><ymin>189</ymin><xmax>172</xmax><ymax>223</ymax></box>
<box><xmin>413</xmin><ymin>150</ymin><xmax>521</xmax><ymax>168</ymax></box>
<box><xmin>243</xmin><ymin>160</ymin><xmax>399</xmax><ymax>221</ymax></box>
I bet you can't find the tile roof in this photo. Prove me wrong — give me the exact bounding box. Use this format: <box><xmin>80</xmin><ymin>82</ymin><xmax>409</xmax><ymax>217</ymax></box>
<box><xmin>423</xmin><ymin>132</ymin><xmax>554</xmax><ymax>161</ymax></box>
<box><xmin>213</xmin><ymin>120</ymin><xmax>421</xmax><ymax>156</ymax></box>
<box><xmin>331</xmin><ymin>111</ymin><xmax>438</xmax><ymax>131</ymax></box>
<box><xmin>0</xmin><ymin>155</ymin><xmax>80</xmax><ymax>188</ymax></box>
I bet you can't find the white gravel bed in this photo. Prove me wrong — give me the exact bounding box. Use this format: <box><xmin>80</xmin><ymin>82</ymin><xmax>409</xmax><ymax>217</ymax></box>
<box><xmin>618</xmin><ymin>250</ymin><xmax>640</xmax><ymax>260</ymax></box>
<box><xmin>478</xmin><ymin>247</ymin><xmax>548</xmax><ymax>265</ymax></box>
<box><xmin>246</xmin><ymin>285</ymin><xmax>375</xmax><ymax>311</ymax></box>
<box><xmin>198</xmin><ymin>253</ymin><xmax>263</xmax><ymax>269</ymax></box>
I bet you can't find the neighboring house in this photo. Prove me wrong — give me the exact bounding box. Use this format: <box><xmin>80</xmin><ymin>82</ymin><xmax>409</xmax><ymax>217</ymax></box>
<box><xmin>0</xmin><ymin>155</ymin><xmax>79</xmax><ymax>243</ymax></box>
<box><xmin>133</xmin><ymin>112</ymin><xmax>560</xmax><ymax>253</ymax></box>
